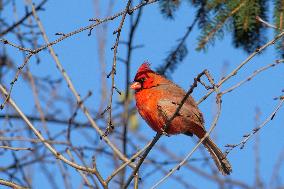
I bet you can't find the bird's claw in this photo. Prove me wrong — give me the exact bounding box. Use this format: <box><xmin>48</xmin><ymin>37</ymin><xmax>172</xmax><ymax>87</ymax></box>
<box><xmin>161</xmin><ymin>129</ymin><xmax>170</xmax><ymax>137</ymax></box>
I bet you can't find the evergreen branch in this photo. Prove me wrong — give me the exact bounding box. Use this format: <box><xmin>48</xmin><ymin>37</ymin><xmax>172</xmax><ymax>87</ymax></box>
<box><xmin>157</xmin><ymin>14</ymin><xmax>199</xmax><ymax>75</ymax></box>
<box><xmin>273</xmin><ymin>0</ymin><xmax>284</xmax><ymax>57</ymax></box>
<box><xmin>197</xmin><ymin>0</ymin><xmax>245</xmax><ymax>50</ymax></box>
<box><xmin>274</xmin><ymin>0</ymin><xmax>284</xmax><ymax>30</ymax></box>
<box><xmin>159</xmin><ymin>0</ymin><xmax>181</xmax><ymax>19</ymax></box>
<box><xmin>232</xmin><ymin>0</ymin><xmax>268</xmax><ymax>53</ymax></box>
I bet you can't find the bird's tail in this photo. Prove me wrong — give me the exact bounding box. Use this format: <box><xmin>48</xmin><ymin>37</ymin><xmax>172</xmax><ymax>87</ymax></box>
<box><xmin>202</xmin><ymin>137</ymin><xmax>232</xmax><ymax>175</ymax></box>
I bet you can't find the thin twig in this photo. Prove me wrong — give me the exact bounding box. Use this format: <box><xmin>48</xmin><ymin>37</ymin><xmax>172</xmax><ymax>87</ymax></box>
<box><xmin>104</xmin><ymin>0</ymin><xmax>132</xmax><ymax>136</ymax></box>
<box><xmin>0</xmin><ymin>84</ymin><xmax>100</xmax><ymax>174</ymax></box>
<box><xmin>198</xmin><ymin>30</ymin><xmax>284</xmax><ymax>105</ymax></box>
<box><xmin>225</xmin><ymin>98</ymin><xmax>284</xmax><ymax>154</ymax></box>
<box><xmin>0</xmin><ymin>39</ymin><xmax>33</xmax><ymax>52</ymax></box>
<box><xmin>0</xmin><ymin>178</ymin><xmax>28</xmax><ymax>189</ymax></box>
<box><xmin>0</xmin><ymin>0</ymin><xmax>159</xmax><ymax>111</ymax></box>
<box><xmin>221</xmin><ymin>61</ymin><xmax>284</xmax><ymax>94</ymax></box>
<box><xmin>106</xmin><ymin>140</ymin><xmax>152</xmax><ymax>184</ymax></box>
<box><xmin>256</xmin><ymin>16</ymin><xmax>279</xmax><ymax>30</ymax></box>
<box><xmin>30</xmin><ymin>3</ymin><xmax>135</xmax><ymax>168</ymax></box>
<box><xmin>66</xmin><ymin>148</ymin><xmax>98</xmax><ymax>189</ymax></box>
<box><xmin>0</xmin><ymin>0</ymin><xmax>47</xmax><ymax>37</ymax></box>
<box><xmin>0</xmin><ymin>146</ymin><xmax>32</xmax><ymax>151</ymax></box>
<box><xmin>120</xmin><ymin>3</ymin><xmax>144</xmax><ymax>186</ymax></box>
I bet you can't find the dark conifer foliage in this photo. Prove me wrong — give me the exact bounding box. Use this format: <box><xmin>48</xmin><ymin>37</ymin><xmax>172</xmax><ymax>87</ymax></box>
<box><xmin>274</xmin><ymin>0</ymin><xmax>284</xmax><ymax>57</ymax></box>
<box><xmin>158</xmin><ymin>0</ymin><xmax>283</xmax><ymax>73</ymax></box>
<box><xmin>159</xmin><ymin>0</ymin><xmax>181</xmax><ymax>19</ymax></box>
<box><xmin>231</xmin><ymin>0</ymin><xmax>267</xmax><ymax>53</ymax></box>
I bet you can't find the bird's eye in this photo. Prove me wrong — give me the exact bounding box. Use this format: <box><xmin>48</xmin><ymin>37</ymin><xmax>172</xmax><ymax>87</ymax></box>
<box><xmin>139</xmin><ymin>78</ymin><xmax>146</xmax><ymax>83</ymax></box>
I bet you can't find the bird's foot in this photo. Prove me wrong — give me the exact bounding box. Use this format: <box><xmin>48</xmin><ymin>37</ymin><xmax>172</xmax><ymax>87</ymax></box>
<box><xmin>161</xmin><ymin>128</ymin><xmax>170</xmax><ymax>137</ymax></box>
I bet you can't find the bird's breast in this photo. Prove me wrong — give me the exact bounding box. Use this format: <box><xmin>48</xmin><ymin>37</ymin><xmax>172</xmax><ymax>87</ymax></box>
<box><xmin>135</xmin><ymin>88</ymin><xmax>165</xmax><ymax>132</ymax></box>
<box><xmin>134</xmin><ymin>88</ymin><xmax>185</xmax><ymax>134</ymax></box>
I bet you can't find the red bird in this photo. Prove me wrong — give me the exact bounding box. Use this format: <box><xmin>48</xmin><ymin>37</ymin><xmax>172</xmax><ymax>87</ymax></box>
<box><xmin>130</xmin><ymin>62</ymin><xmax>232</xmax><ymax>175</ymax></box>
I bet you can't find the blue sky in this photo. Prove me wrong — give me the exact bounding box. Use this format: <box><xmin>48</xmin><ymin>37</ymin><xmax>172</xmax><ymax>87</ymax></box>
<box><xmin>1</xmin><ymin>0</ymin><xmax>284</xmax><ymax>188</ymax></box>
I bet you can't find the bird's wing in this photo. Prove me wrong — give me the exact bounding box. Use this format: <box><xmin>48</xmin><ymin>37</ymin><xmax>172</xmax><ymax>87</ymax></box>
<box><xmin>157</xmin><ymin>98</ymin><xmax>204</xmax><ymax>127</ymax></box>
<box><xmin>156</xmin><ymin>83</ymin><xmax>202</xmax><ymax>110</ymax></box>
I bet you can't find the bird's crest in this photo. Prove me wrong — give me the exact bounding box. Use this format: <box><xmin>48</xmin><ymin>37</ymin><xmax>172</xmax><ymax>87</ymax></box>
<box><xmin>134</xmin><ymin>62</ymin><xmax>155</xmax><ymax>81</ymax></box>
<box><xmin>137</xmin><ymin>62</ymin><xmax>152</xmax><ymax>74</ymax></box>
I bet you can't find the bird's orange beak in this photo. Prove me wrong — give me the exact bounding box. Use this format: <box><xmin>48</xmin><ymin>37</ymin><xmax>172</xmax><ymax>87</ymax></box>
<box><xmin>130</xmin><ymin>82</ymin><xmax>142</xmax><ymax>90</ymax></box>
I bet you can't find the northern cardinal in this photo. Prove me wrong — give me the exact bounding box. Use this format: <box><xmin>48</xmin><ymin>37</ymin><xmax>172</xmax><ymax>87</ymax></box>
<box><xmin>130</xmin><ymin>62</ymin><xmax>232</xmax><ymax>175</ymax></box>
